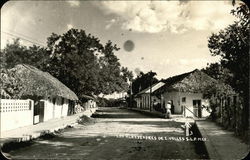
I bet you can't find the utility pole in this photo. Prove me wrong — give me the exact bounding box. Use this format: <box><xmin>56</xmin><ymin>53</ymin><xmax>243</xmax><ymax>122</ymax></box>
<box><xmin>149</xmin><ymin>70</ymin><xmax>152</xmax><ymax>112</ymax></box>
<box><xmin>130</xmin><ymin>80</ymin><xmax>133</xmax><ymax>108</ymax></box>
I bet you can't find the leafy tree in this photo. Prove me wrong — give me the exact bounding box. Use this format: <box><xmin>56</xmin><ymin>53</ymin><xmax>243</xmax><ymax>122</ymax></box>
<box><xmin>0</xmin><ymin>68</ymin><xmax>24</xmax><ymax>99</ymax></box>
<box><xmin>207</xmin><ymin>3</ymin><xmax>249</xmax><ymax>136</ymax></box>
<box><xmin>99</xmin><ymin>41</ymin><xmax>133</xmax><ymax>94</ymax></box>
<box><xmin>1</xmin><ymin>39</ymin><xmax>48</xmax><ymax>69</ymax></box>
<box><xmin>45</xmin><ymin>29</ymin><xmax>104</xmax><ymax>96</ymax></box>
<box><xmin>121</xmin><ymin>67</ymin><xmax>133</xmax><ymax>83</ymax></box>
<box><xmin>1</xmin><ymin>29</ymin><xmax>133</xmax><ymax>98</ymax></box>
<box><xmin>45</xmin><ymin>29</ymin><xmax>132</xmax><ymax>96</ymax></box>
<box><xmin>201</xmin><ymin>62</ymin><xmax>233</xmax><ymax>84</ymax></box>
<box><xmin>232</xmin><ymin>0</ymin><xmax>250</xmax><ymax>8</ymax></box>
<box><xmin>131</xmin><ymin>71</ymin><xmax>158</xmax><ymax>95</ymax></box>
<box><xmin>208</xmin><ymin>3</ymin><xmax>249</xmax><ymax>95</ymax></box>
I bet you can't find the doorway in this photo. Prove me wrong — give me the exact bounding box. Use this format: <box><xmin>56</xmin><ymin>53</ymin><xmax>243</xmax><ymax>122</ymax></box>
<box><xmin>193</xmin><ymin>100</ymin><xmax>202</xmax><ymax>118</ymax></box>
<box><xmin>170</xmin><ymin>100</ymin><xmax>175</xmax><ymax>114</ymax></box>
<box><xmin>38</xmin><ymin>101</ymin><xmax>45</xmax><ymax>122</ymax></box>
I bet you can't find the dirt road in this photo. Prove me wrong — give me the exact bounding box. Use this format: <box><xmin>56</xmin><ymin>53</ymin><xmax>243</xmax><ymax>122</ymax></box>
<box><xmin>6</xmin><ymin>107</ymin><xmax>204</xmax><ymax>159</ymax></box>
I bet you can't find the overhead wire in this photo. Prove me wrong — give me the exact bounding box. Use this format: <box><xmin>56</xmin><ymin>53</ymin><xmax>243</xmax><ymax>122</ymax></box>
<box><xmin>2</xmin><ymin>31</ymin><xmax>47</xmax><ymax>47</ymax></box>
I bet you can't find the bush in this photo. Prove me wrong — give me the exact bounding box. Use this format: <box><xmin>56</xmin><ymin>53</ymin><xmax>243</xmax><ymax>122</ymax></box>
<box><xmin>96</xmin><ymin>97</ymin><xmax>127</xmax><ymax>107</ymax></box>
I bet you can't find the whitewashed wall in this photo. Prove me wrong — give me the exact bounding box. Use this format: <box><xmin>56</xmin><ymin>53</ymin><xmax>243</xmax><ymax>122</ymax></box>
<box><xmin>62</xmin><ymin>99</ymin><xmax>69</xmax><ymax>117</ymax></box>
<box><xmin>43</xmin><ymin>98</ymin><xmax>53</xmax><ymax>121</ymax></box>
<box><xmin>141</xmin><ymin>94</ymin><xmax>150</xmax><ymax>109</ymax></box>
<box><xmin>161</xmin><ymin>91</ymin><xmax>204</xmax><ymax>115</ymax></box>
<box><xmin>43</xmin><ymin>97</ymin><xmax>69</xmax><ymax>121</ymax></box>
<box><xmin>161</xmin><ymin>91</ymin><xmax>180</xmax><ymax>113</ymax></box>
<box><xmin>139</xmin><ymin>94</ymin><xmax>159</xmax><ymax>110</ymax></box>
<box><xmin>54</xmin><ymin>97</ymin><xmax>62</xmax><ymax>118</ymax></box>
<box><xmin>134</xmin><ymin>98</ymin><xmax>141</xmax><ymax>108</ymax></box>
<box><xmin>179</xmin><ymin>92</ymin><xmax>203</xmax><ymax>115</ymax></box>
<box><xmin>0</xmin><ymin>99</ymin><xmax>34</xmax><ymax>132</ymax></box>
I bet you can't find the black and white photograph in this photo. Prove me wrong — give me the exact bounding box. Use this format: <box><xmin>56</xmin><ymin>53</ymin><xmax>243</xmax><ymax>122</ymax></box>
<box><xmin>0</xmin><ymin>0</ymin><xmax>249</xmax><ymax>159</ymax></box>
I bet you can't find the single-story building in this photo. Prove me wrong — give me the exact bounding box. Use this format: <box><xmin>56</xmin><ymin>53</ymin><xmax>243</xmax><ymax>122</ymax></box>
<box><xmin>155</xmin><ymin>69</ymin><xmax>217</xmax><ymax>118</ymax></box>
<box><xmin>0</xmin><ymin>64</ymin><xmax>79</xmax><ymax>131</ymax></box>
<box><xmin>134</xmin><ymin>82</ymin><xmax>165</xmax><ymax>110</ymax></box>
<box><xmin>80</xmin><ymin>94</ymin><xmax>97</xmax><ymax>110</ymax></box>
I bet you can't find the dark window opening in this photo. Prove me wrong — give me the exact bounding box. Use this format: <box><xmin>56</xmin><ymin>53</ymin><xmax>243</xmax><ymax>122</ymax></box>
<box><xmin>182</xmin><ymin>97</ymin><xmax>186</xmax><ymax>103</ymax></box>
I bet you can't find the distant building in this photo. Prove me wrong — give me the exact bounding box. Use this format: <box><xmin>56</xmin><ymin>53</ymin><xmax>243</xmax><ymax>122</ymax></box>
<box><xmin>133</xmin><ymin>69</ymin><xmax>222</xmax><ymax>118</ymax></box>
<box><xmin>79</xmin><ymin>94</ymin><xmax>97</xmax><ymax>109</ymax></box>
<box><xmin>102</xmin><ymin>92</ymin><xmax>127</xmax><ymax>100</ymax></box>
<box><xmin>134</xmin><ymin>82</ymin><xmax>165</xmax><ymax>110</ymax></box>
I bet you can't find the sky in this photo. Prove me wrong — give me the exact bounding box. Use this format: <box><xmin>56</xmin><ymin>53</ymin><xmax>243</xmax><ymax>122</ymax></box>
<box><xmin>1</xmin><ymin>0</ymin><xmax>238</xmax><ymax>79</ymax></box>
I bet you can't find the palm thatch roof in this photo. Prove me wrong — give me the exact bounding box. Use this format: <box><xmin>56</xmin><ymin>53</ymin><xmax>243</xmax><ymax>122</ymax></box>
<box><xmin>1</xmin><ymin>64</ymin><xmax>78</xmax><ymax>100</ymax></box>
<box><xmin>156</xmin><ymin>69</ymin><xmax>235</xmax><ymax>96</ymax></box>
<box><xmin>80</xmin><ymin>94</ymin><xmax>95</xmax><ymax>100</ymax></box>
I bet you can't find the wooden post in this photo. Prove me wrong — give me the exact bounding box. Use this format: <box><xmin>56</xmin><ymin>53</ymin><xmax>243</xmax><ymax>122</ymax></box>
<box><xmin>130</xmin><ymin>80</ymin><xmax>133</xmax><ymax>108</ymax></box>
<box><xmin>185</xmin><ymin>122</ymin><xmax>191</xmax><ymax>137</ymax></box>
<box><xmin>183</xmin><ymin>106</ymin><xmax>186</xmax><ymax>117</ymax></box>
<box><xmin>149</xmin><ymin>79</ymin><xmax>152</xmax><ymax>112</ymax></box>
<box><xmin>220</xmin><ymin>97</ymin><xmax>223</xmax><ymax>124</ymax></box>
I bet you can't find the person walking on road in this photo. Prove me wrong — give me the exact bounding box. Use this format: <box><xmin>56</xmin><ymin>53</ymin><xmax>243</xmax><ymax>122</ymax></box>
<box><xmin>165</xmin><ymin>101</ymin><xmax>172</xmax><ymax>118</ymax></box>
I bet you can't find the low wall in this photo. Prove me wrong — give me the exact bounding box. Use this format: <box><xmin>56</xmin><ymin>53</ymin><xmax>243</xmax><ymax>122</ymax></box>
<box><xmin>0</xmin><ymin>99</ymin><xmax>34</xmax><ymax>132</ymax></box>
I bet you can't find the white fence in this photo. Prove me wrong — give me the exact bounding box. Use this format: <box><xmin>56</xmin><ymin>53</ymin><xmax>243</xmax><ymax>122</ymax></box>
<box><xmin>0</xmin><ymin>99</ymin><xmax>34</xmax><ymax>132</ymax></box>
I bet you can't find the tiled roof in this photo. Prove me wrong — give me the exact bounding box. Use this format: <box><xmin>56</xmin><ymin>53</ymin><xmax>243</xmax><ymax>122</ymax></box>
<box><xmin>156</xmin><ymin>69</ymin><xmax>219</xmax><ymax>93</ymax></box>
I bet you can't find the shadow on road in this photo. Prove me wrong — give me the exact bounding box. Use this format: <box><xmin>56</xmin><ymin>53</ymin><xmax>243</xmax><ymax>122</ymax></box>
<box><xmin>7</xmin><ymin>131</ymin><xmax>202</xmax><ymax>160</ymax></box>
<box><xmin>92</xmin><ymin>107</ymin><xmax>157</xmax><ymax>119</ymax></box>
<box><xmin>109</xmin><ymin>120</ymin><xmax>183</xmax><ymax>128</ymax></box>
<box><xmin>5</xmin><ymin>107</ymin><xmax>208</xmax><ymax>160</ymax></box>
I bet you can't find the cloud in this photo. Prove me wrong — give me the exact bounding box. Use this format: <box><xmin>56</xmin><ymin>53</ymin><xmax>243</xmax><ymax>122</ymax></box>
<box><xmin>67</xmin><ymin>1</ymin><xmax>80</xmax><ymax>7</ymax></box>
<box><xmin>179</xmin><ymin>58</ymin><xmax>209</xmax><ymax>66</ymax></box>
<box><xmin>105</xmin><ymin>19</ymin><xmax>116</xmax><ymax>29</ymax></box>
<box><xmin>1</xmin><ymin>2</ymin><xmax>38</xmax><ymax>49</ymax></box>
<box><xmin>67</xmin><ymin>24</ymin><xmax>73</xmax><ymax>30</ymax></box>
<box><xmin>96</xmin><ymin>1</ymin><xmax>236</xmax><ymax>34</ymax></box>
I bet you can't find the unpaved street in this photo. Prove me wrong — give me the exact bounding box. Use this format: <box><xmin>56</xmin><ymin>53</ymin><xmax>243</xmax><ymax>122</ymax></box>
<box><xmin>6</xmin><ymin>108</ymin><xmax>204</xmax><ymax>159</ymax></box>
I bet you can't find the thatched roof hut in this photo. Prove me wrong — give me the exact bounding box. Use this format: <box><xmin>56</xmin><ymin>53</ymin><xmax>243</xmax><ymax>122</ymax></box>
<box><xmin>1</xmin><ymin>64</ymin><xmax>78</xmax><ymax>100</ymax></box>
<box><xmin>80</xmin><ymin>94</ymin><xmax>95</xmax><ymax>100</ymax></box>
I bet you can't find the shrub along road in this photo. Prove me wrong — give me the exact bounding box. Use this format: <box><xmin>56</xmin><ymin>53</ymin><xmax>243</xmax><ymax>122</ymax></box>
<box><xmin>5</xmin><ymin>107</ymin><xmax>206</xmax><ymax>159</ymax></box>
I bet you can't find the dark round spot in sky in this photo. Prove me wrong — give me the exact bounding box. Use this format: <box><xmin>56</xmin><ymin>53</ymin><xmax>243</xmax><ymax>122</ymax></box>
<box><xmin>123</xmin><ymin>40</ymin><xmax>134</xmax><ymax>52</ymax></box>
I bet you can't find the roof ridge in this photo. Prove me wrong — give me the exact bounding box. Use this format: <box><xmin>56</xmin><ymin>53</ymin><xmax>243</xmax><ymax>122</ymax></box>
<box><xmin>136</xmin><ymin>81</ymin><xmax>165</xmax><ymax>95</ymax></box>
<box><xmin>162</xmin><ymin>69</ymin><xmax>198</xmax><ymax>84</ymax></box>
<box><xmin>8</xmin><ymin>64</ymin><xmax>78</xmax><ymax>100</ymax></box>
